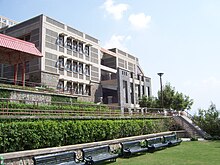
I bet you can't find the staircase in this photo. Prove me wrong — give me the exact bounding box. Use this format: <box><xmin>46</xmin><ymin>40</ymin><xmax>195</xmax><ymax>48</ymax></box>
<box><xmin>173</xmin><ymin>115</ymin><xmax>209</xmax><ymax>139</ymax></box>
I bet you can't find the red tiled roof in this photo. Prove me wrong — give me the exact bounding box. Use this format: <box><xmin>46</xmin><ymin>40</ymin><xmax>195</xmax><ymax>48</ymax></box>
<box><xmin>0</xmin><ymin>33</ymin><xmax>42</xmax><ymax>57</ymax></box>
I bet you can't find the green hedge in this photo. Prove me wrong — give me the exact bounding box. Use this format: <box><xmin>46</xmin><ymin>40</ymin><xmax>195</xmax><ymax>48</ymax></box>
<box><xmin>0</xmin><ymin>89</ymin><xmax>10</xmax><ymax>98</ymax></box>
<box><xmin>0</xmin><ymin>119</ymin><xmax>172</xmax><ymax>153</ymax></box>
<box><xmin>0</xmin><ymin>101</ymin><xmax>113</xmax><ymax>112</ymax></box>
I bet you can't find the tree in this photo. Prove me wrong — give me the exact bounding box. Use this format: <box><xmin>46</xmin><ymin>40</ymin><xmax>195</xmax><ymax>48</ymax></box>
<box><xmin>139</xmin><ymin>83</ymin><xmax>193</xmax><ymax>111</ymax></box>
<box><xmin>139</xmin><ymin>96</ymin><xmax>158</xmax><ymax>108</ymax></box>
<box><xmin>158</xmin><ymin>83</ymin><xmax>175</xmax><ymax>110</ymax></box>
<box><xmin>193</xmin><ymin>103</ymin><xmax>220</xmax><ymax>137</ymax></box>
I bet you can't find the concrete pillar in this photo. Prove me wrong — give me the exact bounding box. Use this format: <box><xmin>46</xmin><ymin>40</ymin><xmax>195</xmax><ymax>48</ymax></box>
<box><xmin>22</xmin><ymin>61</ymin><xmax>26</xmax><ymax>87</ymax></box>
<box><xmin>14</xmin><ymin>64</ymin><xmax>18</xmax><ymax>85</ymax></box>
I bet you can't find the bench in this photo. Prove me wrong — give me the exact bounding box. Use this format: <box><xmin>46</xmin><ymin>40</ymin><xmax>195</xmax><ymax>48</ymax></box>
<box><xmin>33</xmin><ymin>151</ymin><xmax>83</xmax><ymax>165</ymax></box>
<box><xmin>82</xmin><ymin>145</ymin><xmax>118</xmax><ymax>165</ymax></box>
<box><xmin>163</xmin><ymin>134</ymin><xmax>182</xmax><ymax>147</ymax></box>
<box><xmin>121</xmin><ymin>140</ymin><xmax>148</xmax><ymax>157</ymax></box>
<box><xmin>146</xmin><ymin>136</ymin><xmax>168</xmax><ymax>152</ymax></box>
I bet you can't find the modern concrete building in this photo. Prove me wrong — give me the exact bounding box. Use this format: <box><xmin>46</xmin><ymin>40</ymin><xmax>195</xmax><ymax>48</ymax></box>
<box><xmin>0</xmin><ymin>14</ymin><xmax>152</xmax><ymax>110</ymax></box>
<box><xmin>0</xmin><ymin>16</ymin><xmax>17</xmax><ymax>28</ymax></box>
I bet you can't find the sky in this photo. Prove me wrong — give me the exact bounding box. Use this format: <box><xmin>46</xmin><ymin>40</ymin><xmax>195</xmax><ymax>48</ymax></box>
<box><xmin>1</xmin><ymin>0</ymin><xmax>220</xmax><ymax>114</ymax></box>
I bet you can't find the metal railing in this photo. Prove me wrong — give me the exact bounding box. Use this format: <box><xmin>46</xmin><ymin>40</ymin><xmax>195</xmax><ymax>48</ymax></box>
<box><xmin>0</xmin><ymin>98</ymin><xmax>172</xmax><ymax>119</ymax></box>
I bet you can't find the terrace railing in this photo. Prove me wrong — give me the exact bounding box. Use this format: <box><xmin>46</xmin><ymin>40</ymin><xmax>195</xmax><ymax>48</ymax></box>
<box><xmin>0</xmin><ymin>98</ymin><xmax>172</xmax><ymax>119</ymax></box>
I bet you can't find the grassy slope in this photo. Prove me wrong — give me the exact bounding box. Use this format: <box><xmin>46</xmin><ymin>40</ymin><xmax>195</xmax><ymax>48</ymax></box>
<box><xmin>112</xmin><ymin>141</ymin><xmax>220</xmax><ymax>165</ymax></box>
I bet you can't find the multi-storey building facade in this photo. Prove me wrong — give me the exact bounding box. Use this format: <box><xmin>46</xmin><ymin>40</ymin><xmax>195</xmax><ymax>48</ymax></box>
<box><xmin>0</xmin><ymin>16</ymin><xmax>17</xmax><ymax>28</ymax></box>
<box><xmin>0</xmin><ymin>14</ymin><xmax>151</xmax><ymax>110</ymax></box>
<box><xmin>0</xmin><ymin>16</ymin><xmax>17</xmax><ymax>78</ymax></box>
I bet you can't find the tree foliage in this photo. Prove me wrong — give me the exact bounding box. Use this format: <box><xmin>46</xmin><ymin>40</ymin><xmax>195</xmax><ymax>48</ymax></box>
<box><xmin>193</xmin><ymin>103</ymin><xmax>220</xmax><ymax>137</ymax></box>
<box><xmin>140</xmin><ymin>83</ymin><xmax>193</xmax><ymax>111</ymax></box>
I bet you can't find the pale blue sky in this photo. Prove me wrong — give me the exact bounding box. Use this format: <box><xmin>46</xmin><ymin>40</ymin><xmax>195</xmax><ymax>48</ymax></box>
<box><xmin>1</xmin><ymin>0</ymin><xmax>220</xmax><ymax>113</ymax></box>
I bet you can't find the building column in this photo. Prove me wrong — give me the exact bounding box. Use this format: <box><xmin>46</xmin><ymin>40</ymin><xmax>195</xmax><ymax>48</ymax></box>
<box><xmin>63</xmin><ymin>80</ymin><xmax>67</xmax><ymax>92</ymax></box>
<box><xmin>22</xmin><ymin>61</ymin><xmax>26</xmax><ymax>87</ymax></box>
<box><xmin>14</xmin><ymin>64</ymin><xmax>18</xmax><ymax>85</ymax></box>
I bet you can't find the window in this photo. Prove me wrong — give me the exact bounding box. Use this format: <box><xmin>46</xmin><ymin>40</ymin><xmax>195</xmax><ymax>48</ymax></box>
<box><xmin>66</xmin><ymin>38</ymin><xmax>72</xmax><ymax>49</ymax></box>
<box><xmin>72</xmin><ymin>40</ymin><xmax>77</xmax><ymax>51</ymax></box>
<box><xmin>130</xmin><ymin>72</ymin><xmax>133</xmax><ymax>78</ymax></box>
<box><xmin>142</xmin><ymin>85</ymin><xmax>145</xmax><ymax>96</ymax></box>
<box><xmin>85</xmin><ymin>85</ymin><xmax>91</xmax><ymax>95</ymax></box>
<box><xmin>67</xmin><ymin>81</ymin><xmax>72</xmax><ymax>93</ymax></box>
<box><xmin>73</xmin><ymin>83</ymin><xmax>78</xmax><ymax>94</ymax></box>
<box><xmin>72</xmin><ymin>61</ymin><xmax>78</xmax><ymax>72</ymax></box>
<box><xmin>57</xmin><ymin>80</ymin><xmax>64</xmax><ymax>91</ymax></box>
<box><xmin>141</xmin><ymin>76</ymin><xmax>144</xmax><ymax>81</ymax></box>
<box><xmin>123</xmin><ymin>80</ymin><xmax>128</xmax><ymax>103</ymax></box>
<box><xmin>2</xmin><ymin>19</ymin><xmax>6</xmax><ymax>23</ymax></box>
<box><xmin>9</xmin><ymin>21</ymin><xmax>13</xmax><ymax>26</ymax></box>
<box><xmin>78</xmin><ymin>42</ymin><xmax>83</xmax><ymax>54</ymax></box>
<box><xmin>78</xmin><ymin>63</ymin><xmax>83</xmax><ymax>74</ymax></box>
<box><xmin>66</xmin><ymin>60</ymin><xmax>72</xmax><ymax>71</ymax></box>
<box><xmin>85</xmin><ymin>65</ymin><xmax>90</xmax><ymax>76</ymax></box>
<box><xmin>78</xmin><ymin>84</ymin><xmax>83</xmax><ymax>94</ymax></box>
<box><xmin>84</xmin><ymin>45</ymin><xmax>89</xmax><ymax>56</ymax></box>
<box><xmin>57</xmin><ymin>57</ymin><xmax>64</xmax><ymax>69</ymax></box>
<box><xmin>58</xmin><ymin>34</ymin><xmax>64</xmax><ymax>46</ymax></box>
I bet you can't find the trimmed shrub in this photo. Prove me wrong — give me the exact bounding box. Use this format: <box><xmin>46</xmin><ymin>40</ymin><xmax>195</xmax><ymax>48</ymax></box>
<box><xmin>0</xmin><ymin>119</ymin><xmax>172</xmax><ymax>153</ymax></box>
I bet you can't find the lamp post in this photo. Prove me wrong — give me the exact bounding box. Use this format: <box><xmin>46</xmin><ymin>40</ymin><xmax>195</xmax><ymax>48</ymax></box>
<box><xmin>157</xmin><ymin>73</ymin><xmax>164</xmax><ymax>109</ymax></box>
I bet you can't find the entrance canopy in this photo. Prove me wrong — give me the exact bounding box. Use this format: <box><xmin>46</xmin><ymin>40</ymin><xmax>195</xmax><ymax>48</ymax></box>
<box><xmin>0</xmin><ymin>33</ymin><xmax>42</xmax><ymax>86</ymax></box>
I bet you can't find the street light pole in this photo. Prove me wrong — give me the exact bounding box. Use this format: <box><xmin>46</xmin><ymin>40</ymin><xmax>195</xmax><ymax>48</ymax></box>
<box><xmin>157</xmin><ymin>73</ymin><xmax>164</xmax><ymax>109</ymax></box>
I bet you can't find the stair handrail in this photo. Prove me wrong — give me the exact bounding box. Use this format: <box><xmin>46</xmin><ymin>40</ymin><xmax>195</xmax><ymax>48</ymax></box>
<box><xmin>178</xmin><ymin>115</ymin><xmax>210</xmax><ymax>138</ymax></box>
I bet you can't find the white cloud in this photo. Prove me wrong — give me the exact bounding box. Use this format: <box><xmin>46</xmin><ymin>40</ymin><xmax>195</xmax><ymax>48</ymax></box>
<box><xmin>104</xmin><ymin>34</ymin><xmax>131</xmax><ymax>51</ymax></box>
<box><xmin>129</xmin><ymin>13</ymin><xmax>151</xmax><ymax>30</ymax></box>
<box><xmin>101</xmin><ymin>0</ymin><xmax>129</xmax><ymax>20</ymax></box>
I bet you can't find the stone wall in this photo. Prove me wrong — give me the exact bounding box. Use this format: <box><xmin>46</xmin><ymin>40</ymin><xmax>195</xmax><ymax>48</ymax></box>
<box><xmin>10</xmin><ymin>90</ymin><xmax>51</xmax><ymax>104</ymax></box>
<box><xmin>41</xmin><ymin>71</ymin><xmax>59</xmax><ymax>89</ymax></box>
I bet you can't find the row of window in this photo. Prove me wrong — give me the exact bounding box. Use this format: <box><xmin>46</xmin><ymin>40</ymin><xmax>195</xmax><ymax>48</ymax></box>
<box><xmin>0</xmin><ymin>17</ymin><xmax>15</xmax><ymax>26</ymax></box>
<box><xmin>57</xmin><ymin>81</ymin><xmax>91</xmax><ymax>95</ymax></box>
<box><xmin>58</xmin><ymin>34</ymin><xmax>90</xmax><ymax>56</ymax></box>
<box><xmin>57</xmin><ymin>57</ymin><xmax>90</xmax><ymax>75</ymax></box>
<box><xmin>130</xmin><ymin>72</ymin><xmax>146</xmax><ymax>81</ymax></box>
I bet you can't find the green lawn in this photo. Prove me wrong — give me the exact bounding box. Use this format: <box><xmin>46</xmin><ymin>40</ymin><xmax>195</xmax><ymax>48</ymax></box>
<box><xmin>111</xmin><ymin>141</ymin><xmax>220</xmax><ymax>165</ymax></box>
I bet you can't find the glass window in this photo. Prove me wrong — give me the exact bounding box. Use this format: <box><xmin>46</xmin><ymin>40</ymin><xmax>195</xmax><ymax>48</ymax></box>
<box><xmin>85</xmin><ymin>65</ymin><xmax>90</xmax><ymax>76</ymax></box>
<box><xmin>72</xmin><ymin>61</ymin><xmax>78</xmax><ymax>72</ymax></box>
<box><xmin>57</xmin><ymin>80</ymin><xmax>64</xmax><ymax>91</ymax></box>
<box><xmin>85</xmin><ymin>85</ymin><xmax>91</xmax><ymax>95</ymax></box>
<box><xmin>67</xmin><ymin>38</ymin><xmax>72</xmax><ymax>49</ymax></box>
<box><xmin>67</xmin><ymin>81</ymin><xmax>72</xmax><ymax>93</ymax></box>
<box><xmin>73</xmin><ymin>83</ymin><xmax>78</xmax><ymax>94</ymax></box>
<box><xmin>78</xmin><ymin>63</ymin><xmax>83</xmax><ymax>74</ymax></box>
<box><xmin>57</xmin><ymin>57</ymin><xmax>64</xmax><ymax>69</ymax></box>
<box><xmin>2</xmin><ymin>19</ymin><xmax>6</xmax><ymax>23</ymax></box>
<box><xmin>84</xmin><ymin>45</ymin><xmax>89</xmax><ymax>56</ymax></box>
<box><xmin>9</xmin><ymin>21</ymin><xmax>13</xmax><ymax>25</ymax></box>
<box><xmin>72</xmin><ymin>40</ymin><xmax>77</xmax><ymax>51</ymax></box>
<box><xmin>78</xmin><ymin>84</ymin><xmax>83</xmax><ymax>94</ymax></box>
<box><xmin>78</xmin><ymin>42</ymin><xmax>83</xmax><ymax>53</ymax></box>
<box><xmin>58</xmin><ymin>34</ymin><xmax>64</xmax><ymax>46</ymax></box>
<box><xmin>66</xmin><ymin>60</ymin><xmax>72</xmax><ymax>71</ymax></box>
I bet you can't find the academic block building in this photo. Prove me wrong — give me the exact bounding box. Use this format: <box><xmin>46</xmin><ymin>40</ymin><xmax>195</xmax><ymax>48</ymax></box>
<box><xmin>0</xmin><ymin>14</ymin><xmax>152</xmax><ymax>110</ymax></box>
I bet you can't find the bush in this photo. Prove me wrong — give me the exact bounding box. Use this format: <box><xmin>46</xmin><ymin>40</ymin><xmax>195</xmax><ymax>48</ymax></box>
<box><xmin>0</xmin><ymin>89</ymin><xmax>10</xmax><ymax>98</ymax></box>
<box><xmin>0</xmin><ymin>119</ymin><xmax>172</xmax><ymax>153</ymax></box>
